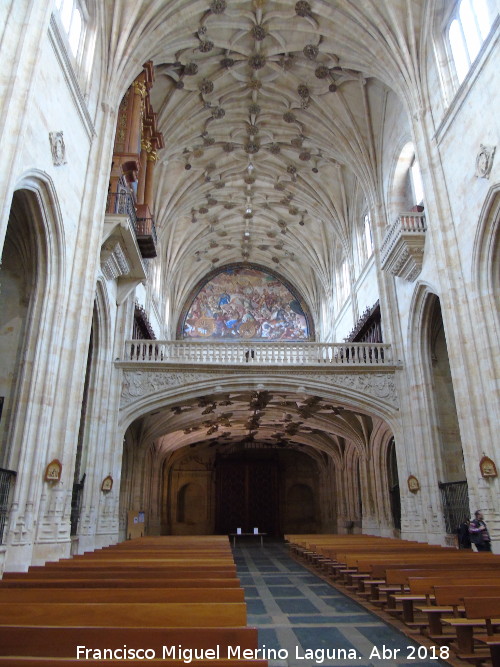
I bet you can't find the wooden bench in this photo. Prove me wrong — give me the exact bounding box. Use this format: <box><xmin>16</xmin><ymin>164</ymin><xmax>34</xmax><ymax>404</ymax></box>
<box><xmin>0</xmin><ymin>626</ymin><xmax>259</xmax><ymax>658</ymax></box>
<box><xmin>4</xmin><ymin>568</ymin><xmax>237</xmax><ymax>580</ymax></box>
<box><xmin>0</xmin><ymin>601</ymin><xmax>247</xmax><ymax>627</ymax></box>
<box><xmin>0</xmin><ymin>535</ymin><xmax>259</xmax><ymax>664</ymax></box>
<box><xmin>0</xmin><ymin>587</ymin><xmax>245</xmax><ymax>603</ymax></box>
<box><xmin>461</xmin><ymin>596</ymin><xmax>500</xmax><ymax>665</ymax></box>
<box><xmin>0</xmin><ymin>577</ymin><xmax>240</xmax><ymax>588</ymax></box>
<box><xmin>384</xmin><ymin>570</ymin><xmax>500</xmax><ymax>621</ymax></box>
<box><xmin>29</xmin><ymin>559</ymin><xmax>236</xmax><ymax>571</ymax></box>
<box><xmin>385</xmin><ymin>576</ymin><xmax>500</xmax><ymax>628</ymax></box>
<box><xmin>438</xmin><ymin>597</ymin><xmax>500</xmax><ymax>662</ymax></box>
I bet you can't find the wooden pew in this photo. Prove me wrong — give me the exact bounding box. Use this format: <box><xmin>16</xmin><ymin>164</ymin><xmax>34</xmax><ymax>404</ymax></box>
<box><xmin>379</xmin><ymin>566</ymin><xmax>500</xmax><ymax>623</ymax></box>
<box><xmin>415</xmin><ymin>585</ymin><xmax>500</xmax><ymax>639</ymax></box>
<box><xmin>0</xmin><ymin>536</ymin><xmax>259</xmax><ymax>665</ymax></box>
<box><xmin>0</xmin><ymin>626</ymin><xmax>259</xmax><ymax>658</ymax></box>
<box><xmin>4</xmin><ymin>568</ymin><xmax>237</xmax><ymax>580</ymax></box>
<box><xmin>389</xmin><ymin>576</ymin><xmax>500</xmax><ymax>631</ymax></box>
<box><xmin>286</xmin><ymin>534</ymin><xmax>500</xmax><ymax>664</ymax></box>
<box><xmin>0</xmin><ymin>587</ymin><xmax>245</xmax><ymax>603</ymax></box>
<box><xmin>0</xmin><ymin>601</ymin><xmax>248</xmax><ymax>627</ymax></box>
<box><xmin>0</xmin><ymin>577</ymin><xmax>240</xmax><ymax>588</ymax></box>
<box><xmin>438</xmin><ymin>597</ymin><xmax>500</xmax><ymax>662</ymax></box>
<box><xmin>29</xmin><ymin>559</ymin><xmax>237</xmax><ymax>570</ymax></box>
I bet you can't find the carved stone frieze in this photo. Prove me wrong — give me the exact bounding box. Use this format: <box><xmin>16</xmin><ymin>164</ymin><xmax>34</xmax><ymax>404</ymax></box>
<box><xmin>120</xmin><ymin>368</ymin><xmax>398</xmax><ymax>409</ymax></box>
<box><xmin>121</xmin><ymin>371</ymin><xmax>215</xmax><ymax>405</ymax></box>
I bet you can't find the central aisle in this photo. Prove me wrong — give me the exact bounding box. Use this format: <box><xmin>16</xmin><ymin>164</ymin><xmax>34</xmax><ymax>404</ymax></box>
<box><xmin>233</xmin><ymin>542</ymin><xmax>448</xmax><ymax>667</ymax></box>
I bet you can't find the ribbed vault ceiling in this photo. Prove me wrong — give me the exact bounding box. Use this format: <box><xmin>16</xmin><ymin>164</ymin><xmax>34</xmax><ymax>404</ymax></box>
<box><xmin>116</xmin><ymin>0</ymin><xmax>421</xmax><ymax>451</ymax></box>
<box><xmin>136</xmin><ymin>0</ymin><xmax>422</xmax><ymax>322</ymax></box>
<box><xmin>140</xmin><ymin>390</ymin><xmax>377</xmax><ymax>460</ymax></box>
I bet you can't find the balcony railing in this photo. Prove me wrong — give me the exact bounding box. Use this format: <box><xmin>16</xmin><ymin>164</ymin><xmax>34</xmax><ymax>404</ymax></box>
<box><xmin>380</xmin><ymin>212</ymin><xmax>427</xmax><ymax>281</ymax></box>
<box><xmin>106</xmin><ymin>192</ymin><xmax>157</xmax><ymax>258</ymax></box>
<box><xmin>135</xmin><ymin>215</ymin><xmax>158</xmax><ymax>258</ymax></box>
<box><xmin>121</xmin><ymin>340</ymin><xmax>395</xmax><ymax>367</ymax></box>
<box><xmin>106</xmin><ymin>191</ymin><xmax>138</xmax><ymax>230</ymax></box>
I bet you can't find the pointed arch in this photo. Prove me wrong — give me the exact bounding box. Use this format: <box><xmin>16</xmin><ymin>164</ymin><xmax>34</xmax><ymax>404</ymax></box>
<box><xmin>1</xmin><ymin>171</ymin><xmax>66</xmax><ymax>470</ymax></box>
<box><xmin>472</xmin><ymin>183</ymin><xmax>500</xmax><ymax>342</ymax></box>
<box><xmin>176</xmin><ymin>263</ymin><xmax>315</xmax><ymax>341</ymax></box>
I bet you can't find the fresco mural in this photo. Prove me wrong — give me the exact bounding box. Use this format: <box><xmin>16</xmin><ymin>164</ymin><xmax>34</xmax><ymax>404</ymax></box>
<box><xmin>181</xmin><ymin>266</ymin><xmax>311</xmax><ymax>341</ymax></box>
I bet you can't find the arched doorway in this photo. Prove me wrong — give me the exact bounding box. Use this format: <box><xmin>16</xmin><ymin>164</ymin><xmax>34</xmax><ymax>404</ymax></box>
<box><xmin>427</xmin><ymin>296</ymin><xmax>469</xmax><ymax>534</ymax></box>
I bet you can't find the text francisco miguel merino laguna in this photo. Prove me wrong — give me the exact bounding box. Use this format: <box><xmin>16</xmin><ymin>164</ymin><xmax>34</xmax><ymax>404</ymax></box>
<box><xmin>76</xmin><ymin>644</ymin><xmax>361</xmax><ymax>662</ymax></box>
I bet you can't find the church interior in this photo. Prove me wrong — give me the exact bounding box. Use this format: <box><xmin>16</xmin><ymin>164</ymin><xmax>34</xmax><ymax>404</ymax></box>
<box><xmin>0</xmin><ymin>0</ymin><xmax>499</xmax><ymax>586</ymax></box>
<box><xmin>0</xmin><ymin>1</ymin><xmax>500</xmax><ymax>663</ymax></box>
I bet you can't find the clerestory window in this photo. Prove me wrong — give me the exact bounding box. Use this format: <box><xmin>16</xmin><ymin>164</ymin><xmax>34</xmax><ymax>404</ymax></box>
<box><xmin>55</xmin><ymin>0</ymin><xmax>83</xmax><ymax>57</ymax></box>
<box><xmin>410</xmin><ymin>157</ymin><xmax>425</xmax><ymax>207</ymax></box>
<box><xmin>363</xmin><ymin>213</ymin><xmax>374</xmax><ymax>260</ymax></box>
<box><xmin>448</xmin><ymin>0</ymin><xmax>495</xmax><ymax>84</ymax></box>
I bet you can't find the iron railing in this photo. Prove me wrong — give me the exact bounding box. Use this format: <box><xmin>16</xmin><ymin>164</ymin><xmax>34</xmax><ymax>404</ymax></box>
<box><xmin>106</xmin><ymin>191</ymin><xmax>138</xmax><ymax>232</ymax></box>
<box><xmin>70</xmin><ymin>474</ymin><xmax>86</xmax><ymax>537</ymax></box>
<box><xmin>439</xmin><ymin>480</ymin><xmax>469</xmax><ymax>534</ymax></box>
<box><xmin>136</xmin><ymin>215</ymin><xmax>158</xmax><ymax>245</ymax></box>
<box><xmin>0</xmin><ymin>468</ymin><xmax>16</xmax><ymax>544</ymax></box>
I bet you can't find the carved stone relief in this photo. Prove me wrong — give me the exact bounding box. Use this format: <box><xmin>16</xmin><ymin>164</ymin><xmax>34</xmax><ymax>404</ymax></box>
<box><xmin>101</xmin><ymin>241</ymin><xmax>131</xmax><ymax>280</ymax></box>
<box><xmin>475</xmin><ymin>144</ymin><xmax>496</xmax><ymax>179</ymax></box>
<box><xmin>49</xmin><ymin>131</ymin><xmax>67</xmax><ymax>166</ymax></box>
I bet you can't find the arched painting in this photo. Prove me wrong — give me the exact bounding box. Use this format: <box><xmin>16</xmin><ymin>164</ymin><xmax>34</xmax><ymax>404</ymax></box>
<box><xmin>179</xmin><ymin>265</ymin><xmax>313</xmax><ymax>341</ymax></box>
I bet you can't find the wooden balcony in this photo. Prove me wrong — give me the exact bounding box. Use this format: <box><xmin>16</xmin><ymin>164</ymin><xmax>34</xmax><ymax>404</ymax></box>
<box><xmin>106</xmin><ymin>194</ymin><xmax>158</xmax><ymax>259</ymax></box>
<box><xmin>135</xmin><ymin>204</ymin><xmax>158</xmax><ymax>258</ymax></box>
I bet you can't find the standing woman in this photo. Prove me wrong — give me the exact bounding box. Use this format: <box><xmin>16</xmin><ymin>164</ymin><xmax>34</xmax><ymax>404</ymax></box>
<box><xmin>469</xmin><ymin>510</ymin><xmax>492</xmax><ymax>552</ymax></box>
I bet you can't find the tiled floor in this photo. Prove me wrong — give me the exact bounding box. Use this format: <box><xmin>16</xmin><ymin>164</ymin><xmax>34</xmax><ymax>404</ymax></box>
<box><xmin>233</xmin><ymin>542</ymin><xmax>449</xmax><ymax>667</ymax></box>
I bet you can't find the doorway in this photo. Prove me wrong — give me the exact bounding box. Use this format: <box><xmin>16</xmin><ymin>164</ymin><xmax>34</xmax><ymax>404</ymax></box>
<box><xmin>215</xmin><ymin>455</ymin><xmax>279</xmax><ymax>536</ymax></box>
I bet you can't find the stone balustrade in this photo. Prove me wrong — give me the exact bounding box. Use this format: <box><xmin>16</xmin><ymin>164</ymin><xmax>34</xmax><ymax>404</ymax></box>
<box><xmin>121</xmin><ymin>340</ymin><xmax>395</xmax><ymax>367</ymax></box>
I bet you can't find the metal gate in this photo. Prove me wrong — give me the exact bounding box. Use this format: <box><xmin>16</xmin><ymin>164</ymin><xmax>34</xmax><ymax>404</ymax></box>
<box><xmin>0</xmin><ymin>468</ymin><xmax>16</xmax><ymax>544</ymax></box>
<box><xmin>439</xmin><ymin>480</ymin><xmax>469</xmax><ymax>534</ymax></box>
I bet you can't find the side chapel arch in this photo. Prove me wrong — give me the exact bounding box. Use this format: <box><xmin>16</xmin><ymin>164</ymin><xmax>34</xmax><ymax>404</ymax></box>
<box><xmin>472</xmin><ymin>183</ymin><xmax>500</xmax><ymax>362</ymax></box>
<box><xmin>407</xmin><ymin>282</ymin><xmax>467</xmax><ymax>534</ymax></box>
<box><xmin>1</xmin><ymin>171</ymin><xmax>66</xmax><ymax>471</ymax></box>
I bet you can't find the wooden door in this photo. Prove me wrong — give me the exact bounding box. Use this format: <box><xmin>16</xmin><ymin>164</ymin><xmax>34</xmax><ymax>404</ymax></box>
<box><xmin>215</xmin><ymin>458</ymin><xmax>279</xmax><ymax>536</ymax></box>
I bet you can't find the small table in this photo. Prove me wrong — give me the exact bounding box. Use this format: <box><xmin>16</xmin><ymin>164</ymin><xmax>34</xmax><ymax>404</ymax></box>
<box><xmin>230</xmin><ymin>532</ymin><xmax>267</xmax><ymax>548</ymax></box>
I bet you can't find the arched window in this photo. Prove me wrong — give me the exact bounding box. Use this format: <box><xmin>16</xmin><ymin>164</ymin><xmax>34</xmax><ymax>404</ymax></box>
<box><xmin>448</xmin><ymin>0</ymin><xmax>495</xmax><ymax>84</ymax></box>
<box><xmin>363</xmin><ymin>213</ymin><xmax>374</xmax><ymax>259</ymax></box>
<box><xmin>55</xmin><ymin>0</ymin><xmax>84</xmax><ymax>58</ymax></box>
<box><xmin>410</xmin><ymin>157</ymin><xmax>424</xmax><ymax>207</ymax></box>
<box><xmin>390</xmin><ymin>142</ymin><xmax>425</xmax><ymax>219</ymax></box>
<box><xmin>337</xmin><ymin>257</ymin><xmax>350</xmax><ymax>307</ymax></box>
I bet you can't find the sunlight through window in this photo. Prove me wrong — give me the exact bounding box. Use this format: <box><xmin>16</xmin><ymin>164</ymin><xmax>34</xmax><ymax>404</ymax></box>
<box><xmin>448</xmin><ymin>0</ymin><xmax>494</xmax><ymax>84</ymax></box>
